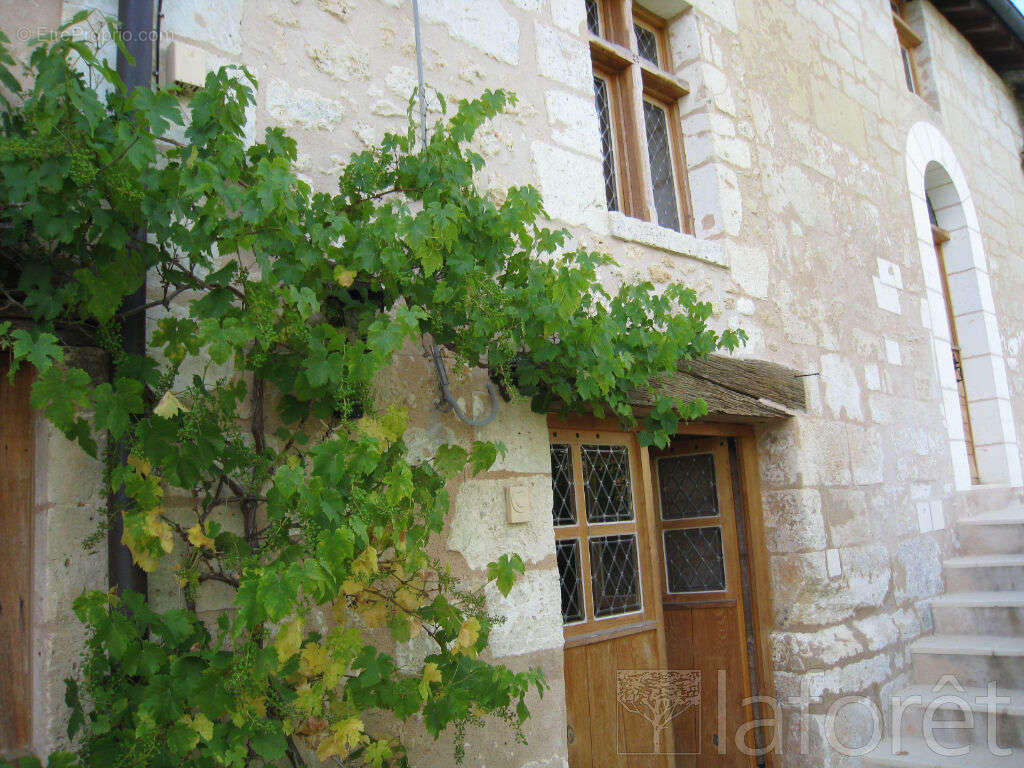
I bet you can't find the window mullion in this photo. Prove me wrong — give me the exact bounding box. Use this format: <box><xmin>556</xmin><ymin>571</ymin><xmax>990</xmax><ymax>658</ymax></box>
<box><xmin>570</xmin><ymin>442</ymin><xmax>596</xmax><ymax>622</ymax></box>
<box><xmin>625</xmin><ymin>63</ymin><xmax>656</xmax><ymax>222</ymax></box>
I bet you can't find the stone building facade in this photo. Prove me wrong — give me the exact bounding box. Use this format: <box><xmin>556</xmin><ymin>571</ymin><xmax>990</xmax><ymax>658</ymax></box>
<box><xmin>3</xmin><ymin>0</ymin><xmax>1024</xmax><ymax>767</ymax></box>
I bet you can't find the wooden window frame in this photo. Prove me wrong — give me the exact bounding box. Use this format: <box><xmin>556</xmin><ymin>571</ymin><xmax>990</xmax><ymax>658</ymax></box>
<box><xmin>587</xmin><ymin>1</ymin><xmax>693</xmax><ymax>233</ymax></box>
<box><xmin>891</xmin><ymin>1</ymin><xmax>923</xmax><ymax>94</ymax></box>
<box><xmin>632</xmin><ymin>5</ymin><xmax>670</xmax><ymax>70</ymax></box>
<box><xmin>549</xmin><ymin>428</ymin><xmax>660</xmax><ymax>642</ymax></box>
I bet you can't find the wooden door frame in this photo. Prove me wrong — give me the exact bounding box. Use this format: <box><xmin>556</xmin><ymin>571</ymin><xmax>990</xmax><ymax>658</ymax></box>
<box><xmin>548</xmin><ymin>414</ymin><xmax>779</xmax><ymax>768</ymax></box>
<box><xmin>1</xmin><ymin>354</ymin><xmax>34</xmax><ymax>759</ymax></box>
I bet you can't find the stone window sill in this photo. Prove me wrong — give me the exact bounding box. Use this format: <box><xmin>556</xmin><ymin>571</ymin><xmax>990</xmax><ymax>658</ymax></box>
<box><xmin>607</xmin><ymin>212</ymin><xmax>728</xmax><ymax>268</ymax></box>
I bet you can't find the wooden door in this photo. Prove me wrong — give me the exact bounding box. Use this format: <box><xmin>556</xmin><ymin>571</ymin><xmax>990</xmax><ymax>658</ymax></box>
<box><xmin>1</xmin><ymin>354</ymin><xmax>34</xmax><ymax>757</ymax></box>
<box><xmin>549</xmin><ymin>427</ymin><xmax>671</xmax><ymax>768</ymax></box>
<box><xmin>933</xmin><ymin>229</ymin><xmax>981</xmax><ymax>483</ymax></box>
<box><xmin>652</xmin><ymin>437</ymin><xmax>755</xmax><ymax>767</ymax></box>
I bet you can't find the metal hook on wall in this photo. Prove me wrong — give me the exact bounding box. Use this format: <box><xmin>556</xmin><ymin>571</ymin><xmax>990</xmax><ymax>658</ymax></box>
<box><xmin>429</xmin><ymin>344</ymin><xmax>499</xmax><ymax>427</ymax></box>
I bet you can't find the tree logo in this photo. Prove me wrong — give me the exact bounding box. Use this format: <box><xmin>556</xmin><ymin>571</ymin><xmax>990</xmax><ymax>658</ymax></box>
<box><xmin>616</xmin><ymin>670</ymin><xmax>701</xmax><ymax>754</ymax></box>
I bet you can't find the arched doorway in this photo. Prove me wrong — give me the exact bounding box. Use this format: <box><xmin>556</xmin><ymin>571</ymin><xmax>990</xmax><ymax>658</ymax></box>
<box><xmin>905</xmin><ymin>122</ymin><xmax>1021</xmax><ymax>488</ymax></box>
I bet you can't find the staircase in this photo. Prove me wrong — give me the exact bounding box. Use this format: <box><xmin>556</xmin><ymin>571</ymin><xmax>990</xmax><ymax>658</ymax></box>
<box><xmin>865</xmin><ymin>504</ymin><xmax>1024</xmax><ymax>766</ymax></box>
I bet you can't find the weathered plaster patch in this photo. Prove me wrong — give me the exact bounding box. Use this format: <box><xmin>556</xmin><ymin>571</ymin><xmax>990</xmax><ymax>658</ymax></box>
<box><xmin>449</xmin><ymin>475</ymin><xmax>556</xmax><ymax>570</ymax></box>
<box><xmin>420</xmin><ymin>0</ymin><xmax>520</xmax><ymax>65</ymax></box>
<box><xmin>484</xmin><ymin>569</ymin><xmax>563</xmax><ymax>657</ymax></box>
<box><xmin>265</xmin><ymin>79</ymin><xmax>345</xmax><ymax>130</ymax></box>
<box><xmin>820</xmin><ymin>354</ymin><xmax>864</xmax><ymax>421</ymax></box>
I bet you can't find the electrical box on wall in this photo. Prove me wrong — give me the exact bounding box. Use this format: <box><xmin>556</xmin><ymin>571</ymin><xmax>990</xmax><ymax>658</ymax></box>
<box><xmin>161</xmin><ymin>41</ymin><xmax>209</xmax><ymax>91</ymax></box>
<box><xmin>505</xmin><ymin>486</ymin><xmax>531</xmax><ymax>525</ymax></box>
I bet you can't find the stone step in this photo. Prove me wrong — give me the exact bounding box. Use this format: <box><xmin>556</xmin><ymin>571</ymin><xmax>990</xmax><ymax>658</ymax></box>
<box><xmin>944</xmin><ymin>555</ymin><xmax>1024</xmax><ymax>591</ymax></box>
<box><xmin>960</xmin><ymin>508</ymin><xmax>1024</xmax><ymax>526</ymax></box>
<box><xmin>863</xmin><ymin>737</ymin><xmax>1019</xmax><ymax>767</ymax></box>
<box><xmin>957</xmin><ymin>514</ymin><xmax>1024</xmax><ymax>555</ymax></box>
<box><xmin>929</xmin><ymin>592</ymin><xmax>1024</xmax><ymax>635</ymax></box>
<box><xmin>895</xmin><ymin>684</ymin><xmax>1024</xmax><ymax>750</ymax></box>
<box><xmin>911</xmin><ymin>635</ymin><xmax>1024</xmax><ymax>689</ymax></box>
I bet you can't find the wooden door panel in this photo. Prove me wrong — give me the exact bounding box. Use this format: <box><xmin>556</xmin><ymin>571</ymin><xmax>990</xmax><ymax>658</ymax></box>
<box><xmin>665</xmin><ymin>605</ymin><xmax>750</xmax><ymax>767</ymax></box>
<box><xmin>565</xmin><ymin>644</ymin><xmax>593</xmax><ymax>767</ymax></box>
<box><xmin>565</xmin><ymin>629</ymin><xmax>670</xmax><ymax>768</ymax></box>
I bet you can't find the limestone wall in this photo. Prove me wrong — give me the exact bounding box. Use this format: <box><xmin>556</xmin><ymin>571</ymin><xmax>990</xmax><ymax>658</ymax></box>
<box><xmin>5</xmin><ymin>0</ymin><xmax>1024</xmax><ymax>766</ymax></box>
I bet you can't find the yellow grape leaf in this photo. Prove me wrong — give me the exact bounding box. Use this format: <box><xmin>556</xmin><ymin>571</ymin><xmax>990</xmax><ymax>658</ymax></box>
<box><xmin>394</xmin><ymin>587</ymin><xmax>420</xmax><ymax>612</ymax></box>
<box><xmin>273</xmin><ymin>617</ymin><xmax>304</xmax><ymax>663</ymax></box>
<box><xmin>408</xmin><ymin>615</ymin><xmax>423</xmax><ymax>638</ymax></box>
<box><xmin>316</xmin><ymin>717</ymin><xmax>366</xmax><ymax>761</ymax></box>
<box><xmin>351</xmin><ymin>546</ymin><xmax>378</xmax><ymax>577</ymax></box>
<box><xmin>324</xmin><ymin>657</ymin><xmax>348</xmax><ymax>688</ymax></box>
<box><xmin>248</xmin><ymin>695</ymin><xmax>267</xmax><ymax>718</ymax></box>
<box><xmin>418</xmin><ymin>662</ymin><xmax>442</xmax><ymax>700</ymax></box>
<box><xmin>355</xmin><ymin>416</ymin><xmax>387</xmax><ymax>443</ymax></box>
<box><xmin>121</xmin><ymin>528</ymin><xmax>159</xmax><ymax>573</ymax></box>
<box><xmin>187</xmin><ymin>523</ymin><xmax>216</xmax><ymax>550</ymax></box>
<box><xmin>331</xmin><ymin>599</ymin><xmax>349</xmax><ymax>625</ymax></box>
<box><xmin>144</xmin><ymin>509</ymin><xmax>174</xmax><ymax>554</ymax></box>
<box><xmin>379</xmin><ymin>406</ymin><xmax>408</xmax><ymax>442</ymax></box>
<box><xmin>299</xmin><ymin>643</ymin><xmax>330</xmax><ymax>677</ymax></box>
<box><xmin>341</xmin><ymin>579</ymin><xmax>363</xmax><ymax>596</ymax></box>
<box><xmin>333</xmin><ymin>266</ymin><xmax>356</xmax><ymax>287</ymax></box>
<box><xmin>127</xmin><ymin>453</ymin><xmax>151</xmax><ymax>476</ymax></box>
<box><xmin>294</xmin><ymin>683</ymin><xmax>321</xmax><ymax>716</ymax></box>
<box><xmin>356</xmin><ymin>596</ymin><xmax>386</xmax><ymax>628</ymax></box>
<box><xmin>186</xmin><ymin>712</ymin><xmax>214</xmax><ymax>742</ymax></box>
<box><xmin>455</xmin><ymin>617</ymin><xmax>480</xmax><ymax>656</ymax></box>
<box><xmin>154</xmin><ymin>390</ymin><xmax>189</xmax><ymax>418</ymax></box>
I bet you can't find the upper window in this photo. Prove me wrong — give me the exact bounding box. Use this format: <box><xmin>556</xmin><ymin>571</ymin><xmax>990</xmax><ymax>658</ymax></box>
<box><xmin>585</xmin><ymin>2</ymin><xmax>692</xmax><ymax>233</ymax></box>
<box><xmin>891</xmin><ymin>0</ymin><xmax>923</xmax><ymax>94</ymax></box>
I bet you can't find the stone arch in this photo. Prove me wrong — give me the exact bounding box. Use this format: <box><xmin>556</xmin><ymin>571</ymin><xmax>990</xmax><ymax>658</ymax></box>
<box><xmin>905</xmin><ymin>121</ymin><xmax>1021</xmax><ymax>488</ymax></box>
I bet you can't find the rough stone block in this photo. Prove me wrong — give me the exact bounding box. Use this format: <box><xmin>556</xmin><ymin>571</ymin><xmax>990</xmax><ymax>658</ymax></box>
<box><xmin>764</xmin><ymin>489</ymin><xmax>827</xmax><ymax>553</ymax></box>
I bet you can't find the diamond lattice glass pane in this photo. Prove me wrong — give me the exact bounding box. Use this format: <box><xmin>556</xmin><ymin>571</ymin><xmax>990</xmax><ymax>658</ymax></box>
<box><xmin>642</xmin><ymin>101</ymin><xmax>680</xmax><ymax>232</ymax></box>
<box><xmin>550</xmin><ymin>443</ymin><xmax>577</xmax><ymax>526</ymax></box>
<box><xmin>658</xmin><ymin>453</ymin><xmax>719</xmax><ymax>520</ymax></box>
<box><xmin>664</xmin><ymin>527</ymin><xmax>726</xmax><ymax>593</ymax></box>
<box><xmin>593</xmin><ymin>76</ymin><xmax>619</xmax><ymax>212</ymax></box>
<box><xmin>590</xmin><ymin>534</ymin><xmax>641</xmax><ymax>617</ymax></box>
<box><xmin>585</xmin><ymin>0</ymin><xmax>601</xmax><ymax>35</ymax></box>
<box><xmin>581</xmin><ymin>444</ymin><xmax>634</xmax><ymax>523</ymax></box>
<box><xmin>635</xmin><ymin>24</ymin><xmax>659</xmax><ymax>64</ymax></box>
<box><xmin>556</xmin><ymin>539</ymin><xmax>585</xmax><ymax>623</ymax></box>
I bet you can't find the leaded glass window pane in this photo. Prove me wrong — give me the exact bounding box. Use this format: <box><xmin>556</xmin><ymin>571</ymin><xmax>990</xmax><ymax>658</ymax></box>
<box><xmin>664</xmin><ymin>527</ymin><xmax>726</xmax><ymax>593</ymax></box>
<box><xmin>901</xmin><ymin>46</ymin><xmax>916</xmax><ymax>93</ymax></box>
<box><xmin>589</xmin><ymin>534</ymin><xmax>641</xmax><ymax>616</ymax></box>
<box><xmin>642</xmin><ymin>100</ymin><xmax>680</xmax><ymax>232</ymax></box>
<box><xmin>556</xmin><ymin>539</ymin><xmax>585</xmax><ymax>623</ymax></box>
<box><xmin>585</xmin><ymin>0</ymin><xmax>601</xmax><ymax>36</ymax></box>
<box><xmin>550</xmin><ymin>444</ymin><xmax>577</xmax><ymax>526</ymax></box>
<box><xmin>581</xmin><ymin>444</ymin><xmax>634</xmax><ymax>523</ymax></box>
<box><xmin>593</xmin><ymin>76</ymin><xmax>619</xmax><ymax>213</ymax></box>
<box><xmin>635</xmin><ymin>24</ymin><xmax>659</xmax><ymax>64</ymax></box>
<box><xmin>657</xmin><ymin>453</ymin><xmax>719</xmax><ymax>520</ymax></box>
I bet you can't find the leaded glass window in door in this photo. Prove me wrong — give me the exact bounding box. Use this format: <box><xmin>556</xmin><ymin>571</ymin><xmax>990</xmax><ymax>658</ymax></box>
<box><xmin>548</xmin><ymin>431</ymin><xmax>647</xmax><ymax>630</ymax></box>
<box><xmin>656</xmin><ymin>440</ymin><xmax>734</xmax><ymax>597</ymax></box>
